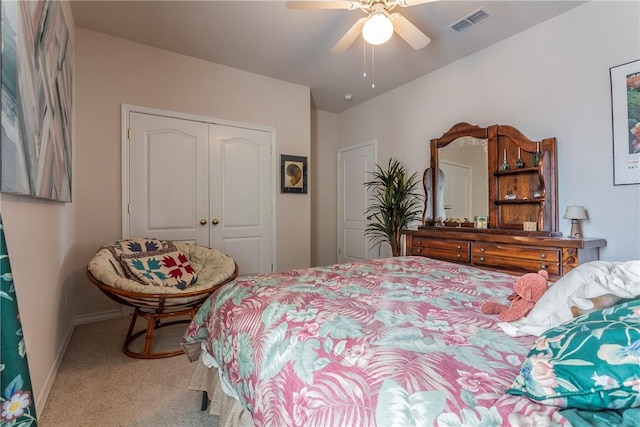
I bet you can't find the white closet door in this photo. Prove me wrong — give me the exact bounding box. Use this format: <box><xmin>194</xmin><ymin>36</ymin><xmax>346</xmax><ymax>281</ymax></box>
<box><xmin>210</xmin><ymin>125</ymin><xmax>272</xmax><ymax>275</ymax></box>
<box><xmin>128</xmin><ymin>112</ymin><xmax>209</xmax><ymax>245</ymax></box>
<box><xmin>337</xmin><ymin>142</ymin><xmax>377</xmax><ymax>263</ymax></box>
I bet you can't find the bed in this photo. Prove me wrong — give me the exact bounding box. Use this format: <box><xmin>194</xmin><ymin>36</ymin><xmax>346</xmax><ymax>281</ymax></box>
<box><xmin>180</xmin><ymin>256</ymin><xmax>640</xmax><ymax>426</ymax></box>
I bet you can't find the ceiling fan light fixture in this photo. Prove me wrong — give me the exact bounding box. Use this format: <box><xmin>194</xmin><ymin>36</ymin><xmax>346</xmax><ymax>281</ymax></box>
<box><xmin>362</xmin><ymin>12</ymin><xmax>393</xmax><ymax>45</ymax></box>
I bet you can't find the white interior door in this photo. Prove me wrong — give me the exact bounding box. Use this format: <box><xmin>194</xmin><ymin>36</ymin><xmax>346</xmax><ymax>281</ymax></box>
<box><xmin>337</xmin><ymin>142</ymin><xmax>377</xmax><ymax>263</ymax></box>
<box><xmin>128</xmin><ymin>112</ymin><xmax>209</xmax><ymax>245</ymax></box>
<box><xmin>126</xmin><ymin>109</ymin><xmax>274</xmax><ymax>274</ymax></box>
<box><xmin>441</xmin><ymin>160</ymin><xmax>472</xmax><ymax>220</ymax></box>
<box><xmin>210</xmin><ymin>125</ymin><xmax>272</xmax><ymax>275</ymax></box>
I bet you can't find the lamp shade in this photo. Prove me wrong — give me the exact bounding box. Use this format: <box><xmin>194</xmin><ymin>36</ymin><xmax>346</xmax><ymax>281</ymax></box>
<box><xmin>362</xmin><ymin>12</ymin><xmax>393</xmax><ymax>45</ymax></box>
<box><xmin>563</xmin><ymin>206</ymin><xmax>587</xmax><ymax>220</ymax></box>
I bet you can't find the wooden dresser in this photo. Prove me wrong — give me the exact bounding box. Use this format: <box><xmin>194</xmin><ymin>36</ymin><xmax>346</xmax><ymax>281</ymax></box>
<box><xmin>411</xmin><ymin>122</ymin><xmax>606</xmax><ymax>280</ymax></box>
<box><xmin>404</xmin><ymin>228</ymin><xmax>606</xmax><ymax>281</ymax></box>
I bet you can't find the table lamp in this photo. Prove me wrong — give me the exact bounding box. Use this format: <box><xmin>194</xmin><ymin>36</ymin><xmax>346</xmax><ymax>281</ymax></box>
<box><xmin>563</xmin><ymin>206</ymin><xmax>587</xmax><ymax>238</ymax></box>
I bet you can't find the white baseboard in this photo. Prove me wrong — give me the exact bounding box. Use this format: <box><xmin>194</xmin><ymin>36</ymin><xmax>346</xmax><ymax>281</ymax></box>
<box><xmin>74</xmin><ymin>308</ymin><xmax>125</xmax><ymax>325</ymax></box>
<box><xmin>35</xmin><ymin>309</ymin><xmax>125</xmax><ymax>415</ymax></box>
<box><xmin>35</xmin><ymin>317</ymin><xmax>75</xmax><ymax>417</ymax></box>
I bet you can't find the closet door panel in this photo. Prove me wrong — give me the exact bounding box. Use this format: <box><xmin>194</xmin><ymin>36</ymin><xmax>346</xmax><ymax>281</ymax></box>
<box><xmin>210</xmin><ymin>125</ymin><xmax>272</xmax><ymax>275</ymax></box>
<box><xmin>128</xmin><ymin>112</ymin><xmax>209</xmax><ymax>245</ymax></box>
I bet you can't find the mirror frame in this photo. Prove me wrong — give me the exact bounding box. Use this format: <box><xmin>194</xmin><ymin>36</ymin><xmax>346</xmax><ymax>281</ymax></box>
<box><xmin>424</xmin><ymin>123</ymin><xmax>490</xmax><ymax>227</ymax></box>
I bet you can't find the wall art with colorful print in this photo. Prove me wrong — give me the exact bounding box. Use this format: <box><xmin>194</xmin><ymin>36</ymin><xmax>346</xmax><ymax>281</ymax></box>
<box><xmin>611</xmin><ymin>59</ymin><xmax>640</xmax><ymax>185</ymax></box>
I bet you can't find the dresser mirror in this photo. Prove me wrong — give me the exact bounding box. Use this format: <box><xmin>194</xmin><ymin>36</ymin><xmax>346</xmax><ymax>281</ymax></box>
<box><xmin>423</xmin><ymin>122</ymin><xmax>558</xmax><ymax>234</ymax></box>
<box><xmin>436</xmin><ymin>136</ymin><xmax>489</xmax><ymax>220</ymax></box>
<box><xmin>424</xmin><ymin>123</ymin><xmax>491</xmax><ymax>227</ymax></box>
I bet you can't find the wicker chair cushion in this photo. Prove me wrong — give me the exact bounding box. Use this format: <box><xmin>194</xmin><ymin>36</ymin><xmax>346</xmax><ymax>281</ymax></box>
<box><xmin>120</xmin><ymin>248</ymin><xmax>198</xmax><ymax>289</ymax></box>
<box><xmin>88</xmin><ymin>242</ymin><xmax>236</xmax><ymax>296</ymax></box>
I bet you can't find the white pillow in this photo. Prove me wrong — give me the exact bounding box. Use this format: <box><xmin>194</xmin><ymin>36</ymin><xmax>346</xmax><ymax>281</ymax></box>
<box><xmin>499</xmin><ymin>260</ymin><xmax>640</xmax><ymax>337</ymax></box>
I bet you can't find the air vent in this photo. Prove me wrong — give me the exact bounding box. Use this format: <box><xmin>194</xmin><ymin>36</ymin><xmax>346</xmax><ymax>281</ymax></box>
<box><xmin>448</xmin><ymin>8</ymin><xmax>492</xmax><ymax>33</ymax></box>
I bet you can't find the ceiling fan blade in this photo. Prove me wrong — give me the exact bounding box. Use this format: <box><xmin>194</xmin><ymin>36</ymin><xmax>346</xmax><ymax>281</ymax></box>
<box><xmin>397</xmin><ymin>0</ymin><xmax>439</xmax><ymax>6</ymax></box>
<box><xmin>286</xmin><ymin>1</ymin><xmax>360</xmax><ymax>10</ymax></box>
<box><xmin>390</xmin><ymin>13</ymin><xmax>431</xmax><ymax>50</ymax></box>
<box><xmin>331</xmin><ymin>17</ymin><xmax>366</xmax><ymax>53</ymax></box>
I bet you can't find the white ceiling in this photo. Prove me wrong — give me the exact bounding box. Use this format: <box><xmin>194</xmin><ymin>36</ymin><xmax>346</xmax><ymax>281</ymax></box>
<box><xmin>70</xmin><ymin>1</ymin><xmax>585</xmax><ymax>113</ymax></box>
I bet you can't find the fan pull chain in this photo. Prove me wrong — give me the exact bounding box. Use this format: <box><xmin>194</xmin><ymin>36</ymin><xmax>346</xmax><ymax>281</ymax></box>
<box><xmin>371</xmin><ymin>45</ymin><xmax>375</xmax><ymax>89</ymax></box>
<box><xmin>363</xmin><ymin>37</ymin><xmax>367</xmax><ymax>78</ymax></box>
<box><xmin>362</xmin><ymin>42</ymin><xmax>376</xmax><ymax>89</ymax></box>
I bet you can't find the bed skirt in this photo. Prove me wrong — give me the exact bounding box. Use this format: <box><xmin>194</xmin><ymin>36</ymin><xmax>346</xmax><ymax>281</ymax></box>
<box><xmin>188</xmin><ymin>356</ymin><xmax>254</xmax><ymax>427</ymax></box>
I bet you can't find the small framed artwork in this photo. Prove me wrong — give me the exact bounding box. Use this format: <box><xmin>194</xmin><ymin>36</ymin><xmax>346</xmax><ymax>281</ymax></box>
<box><xmin>474</xmin><ymin>216</ymin><xmax>488</xmax><ymax>229</ymax></box>
<box><xmin>281</xmin><ymin>155</ymin><xmax>307</xmax><ymax>194</ymax></box>
<box><xmin>610</xmin><ymin>59</ymin><xmax>640</xmax><ymax>185</ymax></box>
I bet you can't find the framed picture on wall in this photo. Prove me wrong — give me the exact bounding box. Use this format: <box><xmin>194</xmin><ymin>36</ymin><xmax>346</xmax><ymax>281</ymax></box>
<box><xmin>1</xmin><ymin>0</ymin><xmax>73</xmax><ymax>201</ymax></box>
<box><xmin>611</xmin><ymin>59</ymin><xmax>640</xmax><ymax>185</ymax></box>
<box><xmin>281</xmin><ymin>155</ymin><xmax>307</xmax><ymax>194</ymax></box>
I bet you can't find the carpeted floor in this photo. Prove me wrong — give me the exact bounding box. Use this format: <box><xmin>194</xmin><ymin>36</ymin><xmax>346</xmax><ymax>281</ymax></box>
<box><xmin>39</xmin><ymin>316</ymin><xmax>220</xmax><ymax>427</ymax></box>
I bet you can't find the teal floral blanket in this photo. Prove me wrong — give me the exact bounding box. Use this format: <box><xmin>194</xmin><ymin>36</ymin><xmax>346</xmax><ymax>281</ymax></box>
<box><xmin>1</xmin><ymin>216</ymin><xmax>37</xmax><ymax>426</ymax></box>
<box><xmin>183</xmin><ymin>256</ymin><xmax>569</xmax><ymax>426</ymax></box>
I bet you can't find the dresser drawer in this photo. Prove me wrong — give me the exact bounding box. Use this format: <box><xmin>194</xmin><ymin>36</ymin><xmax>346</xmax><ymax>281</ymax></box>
<box><xmin>413</xmin><ymin>238</ymin><xmax>470</xmax><ymax>253</ymax></box>
<box><xmin>472</xmin><ymin>253</ymin><xmax>560</xmax><ymax>275</ymax></box>
<box><xmin>473</xmin><ymin>243</ymin><xmax>560</xmax><ymax>263</ymax></box>
<box><xmin>412</xmin><ymin>238</ymin><xmax>470</xmax><ymax>262</ymax></box>
<box><xmin>413</xmin><ymin>247</ymin><xmax>470</xmax><ymax>263</ymax></box>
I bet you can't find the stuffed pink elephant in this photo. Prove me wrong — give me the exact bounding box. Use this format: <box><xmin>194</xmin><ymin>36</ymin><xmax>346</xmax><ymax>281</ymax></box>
<box><xmin>481</xmin><ymin>270</ymin><xmax>549</xmax><ymax>322</ymax></box>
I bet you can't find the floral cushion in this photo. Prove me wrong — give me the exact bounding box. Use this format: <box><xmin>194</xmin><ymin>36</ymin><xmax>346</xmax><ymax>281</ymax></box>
<box><xmin>120</xmin><ymin>248</ymin><xmax>198</xmax><ymax>289</ymax></box>
<box><xmin>105</xmin><ymin>238</ymin><xmax>174</xmax><ymax>258</ymax></box>
<box><xmin>507</xmin><ymin>298</ymin><xmax>640</xmax><ymax>410</ymax></box>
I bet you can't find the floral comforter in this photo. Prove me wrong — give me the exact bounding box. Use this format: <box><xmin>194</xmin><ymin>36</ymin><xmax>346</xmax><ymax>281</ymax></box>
<box><xmin>182</xmin><ymin>256</ymin><xmax>568</xmax><ymax>427</ymax></box>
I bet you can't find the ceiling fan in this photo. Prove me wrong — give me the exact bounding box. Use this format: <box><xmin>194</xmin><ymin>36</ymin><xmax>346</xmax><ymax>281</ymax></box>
<box><xmin>286</xmin><ymin>0</ymin><xmax>436</xmax><ymax>53</ymax></box>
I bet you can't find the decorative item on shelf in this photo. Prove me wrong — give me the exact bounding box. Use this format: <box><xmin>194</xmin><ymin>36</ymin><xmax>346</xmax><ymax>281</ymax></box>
<box><xmin>515</xmin><ymin>147</ymin><xmax>525</xmax><ymax>169</ymax></box>
<box><xmin>533</xmin><ymin>141</ymin><xmax>541</xmax><ymax>167</ymax></box>
<box><xmin>505</xmin><ymin>178</ymin><xmax>518</xmax><ymax>200</ymax></box>
<box><xmin>442</xmin><ymin>218</ymin><xmax>473</xmax><ymax>228</ymax></box>
<box><xmin>523</xmin><ymin>221</ymin><xmax>538</xmax><ymax>231</ymax></box>
<box><xmin>475</xmin><ymin>216</ymin><xmax>488</xmax><ymax>229</ymax></box>
<box><xmin>563</xmin><ymin>206</ymin><xmax>587</xmax><ymax>238</ymax></box>
<box><xmin>444</xmin><ymin>218</ymin><xmax>458</xmax><ymax>227</ymax></box>
<box><xmin>500</xmin><ymin>149</ymin><xmax>510</xmax><ymax>170</ymax></box>
<box><xmin>532</xmin><ymin>190</ymin><xmax>542</xmax><ymax>199</ymax></box>
<box><xmin>461</xmin><ymin>218</ymin><xmax>475</xmax><ymax>228</ymax></box>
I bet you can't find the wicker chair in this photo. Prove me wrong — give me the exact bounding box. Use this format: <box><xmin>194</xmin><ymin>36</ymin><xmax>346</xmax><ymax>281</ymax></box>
<box><xmin>87</xmin><ymin>241</ymin><xmax>238</xmax><ymax>359</ymax></box>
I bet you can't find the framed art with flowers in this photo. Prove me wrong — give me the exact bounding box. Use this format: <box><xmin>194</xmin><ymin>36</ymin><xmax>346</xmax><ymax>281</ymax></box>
<box><xmin>611</xmin><ymin>59</ymin><xmax>640</xmax><ymax>185</ymax></box>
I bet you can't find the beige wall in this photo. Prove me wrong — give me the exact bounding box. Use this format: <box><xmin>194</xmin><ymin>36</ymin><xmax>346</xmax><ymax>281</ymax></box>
<box><xmin>338</xmin><ymin>1</ymin><xmax>640</xmax><ymax>261</ymax></box>
<box><xmin>311</xmin><ymin>109</ymin><xmax>338</xmax><ymax>267</ymax></box>
<box><xmin>0</xmin><ymin>1</ymin><xmax>76</xmax><ymax>414</ymax></box>
<box><xmin>73</xmin><ymin>28</ymin><xmax>312</xmax><ymax>317</ymax></box>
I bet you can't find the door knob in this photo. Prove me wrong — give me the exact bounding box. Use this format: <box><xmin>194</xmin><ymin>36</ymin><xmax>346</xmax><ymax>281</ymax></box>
<box><xmin>200</xmin><ymin>219</ymin><xmax>207</xmax><ymax>225</ymax></box>
<box><xmin>211</xmin><ymin>219</ymin><xmax>219</xmax><ymax>225</ymax></box>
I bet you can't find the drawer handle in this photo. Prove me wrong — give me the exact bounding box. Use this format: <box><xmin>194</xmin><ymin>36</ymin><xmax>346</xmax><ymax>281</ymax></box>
<box><xmin>540</xmin><ymin>264</ymin><xmax>548</xmax><ymax>270</ymax></box>
<box><xmin>416</xmin><ymin>248</ymin><xmax>422</xmax><ymax>253</ymax></box>
<box><xmin>540</xmin><ymin>253</ymin><xmax>546</xmax><ymax>259</ymax></box>
<box><xmin>480</xmin><ymin>248</ymin><xmax>485</xmax><ymax>253</ymax></box>
<box><xmin>479</xmin><ymin>256</ymin><xmax>485</xmax><ymax>262</ymax></box>
<box><xmin>416</xmin><ymin>241</ymin><xmax>422</xmax><ymax>246</ymax></box>
<box><xmin>457</xmin><ymin>253</ymin><xmax>461</xmax><ymax>258</ymax></box>
<box><xmin>457</xmin><ymin>245</ymin><xmax>461</xmax><ymax>249</ymax></box>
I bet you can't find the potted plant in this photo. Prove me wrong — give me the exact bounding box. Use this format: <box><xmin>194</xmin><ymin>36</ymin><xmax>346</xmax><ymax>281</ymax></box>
<box><xmin>364</xmin><ymin>158</ymin><xmax>423</xmax><ymax>257</ymax></box>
